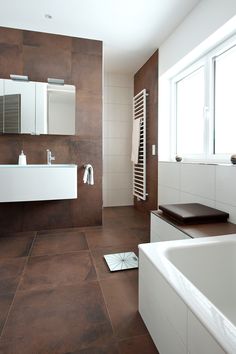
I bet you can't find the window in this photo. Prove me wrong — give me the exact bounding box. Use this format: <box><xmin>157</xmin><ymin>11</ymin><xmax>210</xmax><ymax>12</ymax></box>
<box><xmin>214</xmin><ymin>45</ymin><xmax>236</xmax><ymax>154</ymax></box>
<box><xmin>172</xmin><ymin>35</ymin><xmax>236</xmax><ymax>161</ymax></box>
<box><xmin>176</xmin><ymin>67</ymin><xmax>205</xmax><ymax>155</ymax></box>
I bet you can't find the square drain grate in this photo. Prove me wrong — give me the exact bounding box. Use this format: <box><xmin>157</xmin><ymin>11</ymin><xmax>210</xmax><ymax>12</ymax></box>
<box><xmin>104</xmin><ymin>252</ymin><xmax>138</xmax><ymax>272</ymax></box>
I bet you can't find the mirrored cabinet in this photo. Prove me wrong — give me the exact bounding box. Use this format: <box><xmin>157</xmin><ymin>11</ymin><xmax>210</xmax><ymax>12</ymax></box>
<box><xmin>0</xmin><ymin>79</ymin><xmax>76</xmax><ymax>135</ymax></box>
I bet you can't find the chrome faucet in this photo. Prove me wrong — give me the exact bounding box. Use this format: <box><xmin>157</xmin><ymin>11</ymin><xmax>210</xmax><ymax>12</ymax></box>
<box><xmin>46</xmin><ymin>149</ymin><xmax>55</xmax><ymax>165</ymax></box>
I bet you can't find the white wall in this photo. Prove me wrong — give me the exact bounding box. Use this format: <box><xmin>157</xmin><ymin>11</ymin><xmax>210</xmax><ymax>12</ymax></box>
<box><xmin>159</xmin><ymin>0</ymin><xmax>236</xmax><ymax>76</ymax></box>
<box><xmin>103</xmin><ymin>73</ymin><xmax>134</xmax><ymax>207</ymax></box>
<box><xmin>158</xmin><ymin>162</ymin><xmax>236</xmax><ymax>224</ymax></box>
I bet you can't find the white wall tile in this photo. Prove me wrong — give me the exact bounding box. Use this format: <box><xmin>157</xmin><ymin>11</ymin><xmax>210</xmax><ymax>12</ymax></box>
<box><xmin>103</xmin><ymin>121</ymin><xmax>109</xmax><ymax>138</ymax></box>
<box><xmin>104</xmin><ymin>72</ymin><xmax>109</xmax><ymax>87</ymax></box>
<box><xmin>158</xmin><ymin>185</ymin><xmax>180</xmax><ymax>206</ymax></box>
<box><xmin>180</xmin><ymin>164</ymin><xmax>215</xmax><ymax>200</ymax></box>
<box><xmin>104</xmin><ymin>121</ymin><xmax>132</xmax><ymax>138</ymax></box>
<box><xmin>104</xmin><ymin>103</ymin><xmax>132</xmax><ymax>122</ymax></box>
<box><xmin>103</xmin><ymin>189</ymin><xmax>109</xmax><ymax>207</ymax></box>
<box><xmin>104</xmin><ymin>188</ymin><xmax>133</xmax><ymax>207</ymax></box>
<box><xmin>158</xmin><ymin>162</ymin><xmax>181</xmax><ymax>189</ymax></box>
<box><xmin>180</xmin><ymin>192</ymin><xmax>215</xmax><ymax>208</ymax></box>
<box><xmin>106</xmin><ymin>86</ymin><xmax>133</xmax><ymax>105</ymax></box>
<box><xmin>103</xmin><ymin>86</ymin><xmax>109</xmax><ymax>104</ymax></box>
<box><xmin>103</xmin><ymin>73</ymin><xmax>133</xmax><ymax>207</ymax></box>
<box><xmin>103</xmin><ymin>155</ymin><xmax>132</xmax><ymax>174</ymax></box>
<box><xmin>215</xmin><ymin>201</ymin><xmax>236</xmax><ymax>224</ymax></box>
<box><xmin>107</xmin><ymin>73</ymin><xmax>133</xmax><ymax>88</ymax></box>
<box><xmin>215</xmin><ymin>165</ymin><xmax>236</xmax><ymax>207</ymax></box>
<box><xmin>104</xmin><ymin>138</ymin><xmax>131</xmax><ymax>156</ymax></box>
<box><xmin>103</xmin><ymin>173</ymin><xmax>132</xmax><ymax>190</ymax></box>
<box><xmin>103</xmin><ymin>104</ymin><xmax>109</xmax><ymax>120</ymax></box>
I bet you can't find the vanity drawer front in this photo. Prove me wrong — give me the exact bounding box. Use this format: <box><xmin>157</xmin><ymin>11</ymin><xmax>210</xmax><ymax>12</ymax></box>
<box><xmin>151</xmin><ymin>214</ymin><xmax>189</xmax><ymax>242</ymax></box>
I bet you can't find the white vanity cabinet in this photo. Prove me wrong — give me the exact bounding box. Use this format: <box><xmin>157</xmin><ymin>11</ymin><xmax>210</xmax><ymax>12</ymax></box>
<box><xmin>0</xmin><ymin>164</ymin><xmax>77</xmax><ymax>202</ymax></box>
<box><xmin>151</xmin><ymin>212</ymin><xmax>190</xmax><ymax>242</ymax></box>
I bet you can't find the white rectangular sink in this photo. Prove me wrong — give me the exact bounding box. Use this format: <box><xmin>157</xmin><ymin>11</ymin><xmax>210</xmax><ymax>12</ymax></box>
<box><xmin>0</xmin><ymin>164</ymin><xmax>77</xmax><ymax>202</ymax></box>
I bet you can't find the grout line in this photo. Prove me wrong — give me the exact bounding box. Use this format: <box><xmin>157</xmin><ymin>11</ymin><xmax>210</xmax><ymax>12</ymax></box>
<box><xmin>88</xmin><ymin>249</ymin><xmax>100</xmax><ymax>282</ymax></box>
<box><xmin>27</xmin><ymin>231</ymin><xmax>38</xmax><ymax>257</ymax></box>
<box><xmin>97</xmin><ymin>279</ymin><xmax>116</xmax><ymax>336</ymax></box>
<box><xmin>28</xmin><ymin>248</ymin><xmax>91</xmax><ymax>259</ymax></box>
<box><xmin>117</xmin><ymin>332</ymin><xmax>151</xmax><ymax>343</ymax></box>
<box><xmin>87</xmin><ymin>233</ymin><xmax>118</xmax><ymax>337</ymax></box>
<box><xmin>0</xmin><ymin>232</ymin><xmax>37</xmax><ymax>338</ymax></box>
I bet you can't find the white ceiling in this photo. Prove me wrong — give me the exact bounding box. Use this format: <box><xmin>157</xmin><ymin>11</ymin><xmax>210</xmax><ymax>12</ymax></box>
<box><xmin>0</xmin><ymin>0</ymin><xmax>201</xmax><ymax>74</ymax></box>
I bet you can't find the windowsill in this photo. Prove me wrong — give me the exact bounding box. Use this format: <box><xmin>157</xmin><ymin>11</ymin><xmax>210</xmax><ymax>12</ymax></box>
<box><xmin>158</xmin><ymin>160</ymin><xmax>235</xmax><ymax>166</ymax></box>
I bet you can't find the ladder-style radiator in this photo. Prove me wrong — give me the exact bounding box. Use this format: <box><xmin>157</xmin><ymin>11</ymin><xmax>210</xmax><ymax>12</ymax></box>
<box><xmin>133</xmin><ymin>89</ymin><xmax>148</xmax><ymax>201</ymax></box>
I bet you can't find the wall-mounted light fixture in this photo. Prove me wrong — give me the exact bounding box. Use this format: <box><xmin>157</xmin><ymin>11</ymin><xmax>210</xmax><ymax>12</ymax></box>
<box><xmin>47</xmin><ymin>78</ymin><xmax>65</xmax><ymax>85</ymax></box>
<box><xmin>10</xmin><ymin>74</ymin><xmax>29</xmax><ymax>81</ymax></box>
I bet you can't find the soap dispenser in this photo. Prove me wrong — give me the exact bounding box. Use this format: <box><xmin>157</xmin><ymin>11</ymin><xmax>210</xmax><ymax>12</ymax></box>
<box><xmin>18</xmin><ymin>150</ymin><xmax>27</xmax><ymax>165</ymax></box>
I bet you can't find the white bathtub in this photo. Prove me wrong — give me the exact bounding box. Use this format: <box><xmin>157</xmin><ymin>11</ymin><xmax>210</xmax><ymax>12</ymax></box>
<box><xmin>139</xmin><ymin>235</ymin><xmax>236</xmax><ymax>354</ymax></box>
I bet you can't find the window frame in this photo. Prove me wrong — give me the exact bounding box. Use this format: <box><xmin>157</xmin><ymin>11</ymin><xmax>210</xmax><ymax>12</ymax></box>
<box><xmin>170</xmin><ymin>33</ymin><xmax>236</xmax><ymax>163</ymax></box>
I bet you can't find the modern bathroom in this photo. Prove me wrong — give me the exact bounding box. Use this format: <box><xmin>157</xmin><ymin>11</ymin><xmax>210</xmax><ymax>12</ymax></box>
<box><xmin>0</xmin><ymin>0</ymin><xmax>236</xmax><ymax>353</ymax></box>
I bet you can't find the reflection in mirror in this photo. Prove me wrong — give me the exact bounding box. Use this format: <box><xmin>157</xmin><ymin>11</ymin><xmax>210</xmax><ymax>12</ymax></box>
<box><xmin>36</xmin><ymin>83</ymin><xmax>76</xmax><ymax>135</ymax></box>
<box><xmin>47</xmin><ymin>85</ymin><xmax>76</xmax><ymax>135</ymax></box>
<box><xmin>4</xmin><ymin>79</ymin><xmax>36</xmax><ymax>134</ymax></box>
<box><xmin>0</xmin><ymin>79</ymin><xmax>76</xmax><ymax>136</ymax></box>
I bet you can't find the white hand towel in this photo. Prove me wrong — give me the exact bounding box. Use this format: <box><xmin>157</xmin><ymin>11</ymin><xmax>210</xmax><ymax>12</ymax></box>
<box><xmin>131</xmin><ymin>118</ymin><xmax>141</xmax><ymax>164</ymax></box>
<box><xmin>88</xmin><ymin>164</ymin><xmax>94</xmax><ymax>185</ymax></box>
<box><xmin>83</xmin><ymin>164</ymin><xmax>94</xmax><ymax>185</ymax></box>
<box><xmin>83</xmin><ymin>166</ymin><xmax>89</xmax><ymax>183</ymax></box>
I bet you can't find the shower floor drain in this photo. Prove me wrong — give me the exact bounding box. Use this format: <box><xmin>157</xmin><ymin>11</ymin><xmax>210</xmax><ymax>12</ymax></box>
<box><xmin>104</xmin><ymin>252</ymin><xmax>138</xmax><ymax>272</ymax></box>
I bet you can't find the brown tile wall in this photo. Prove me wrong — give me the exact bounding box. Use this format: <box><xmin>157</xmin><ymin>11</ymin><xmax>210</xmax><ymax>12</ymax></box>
<box><xmin>134</xmin><ymin>51</ymin><xmax>158</xmax><ymax>213</ymax></box>
<box><xmin>0</xmin><ymin>27</ymin><xmax>103</xmax><ymax>232</ymax></box>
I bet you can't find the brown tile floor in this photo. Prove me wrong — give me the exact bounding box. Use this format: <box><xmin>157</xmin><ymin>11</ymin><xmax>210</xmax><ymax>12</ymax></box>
<box><xmin>0</xmin><ymin>206</ymin><xmax>159</xmax><ymax>354</ymax></box>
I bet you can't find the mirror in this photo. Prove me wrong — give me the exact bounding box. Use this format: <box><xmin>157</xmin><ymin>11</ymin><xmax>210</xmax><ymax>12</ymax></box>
<box><xmin>47</xmin><ymin>85</ymin><xmax>76</xmax><ymax>135</ymax></box>
<box><xmin>0</xmin><ymin>79</ymin><xmax>76</xmax><ymax>135</ymax></box>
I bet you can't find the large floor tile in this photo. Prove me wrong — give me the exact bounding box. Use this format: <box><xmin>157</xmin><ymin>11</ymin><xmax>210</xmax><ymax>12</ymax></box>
<box><xmin>31</xmin><ymin>230</ymin><xmax>88</xmax><ymax>256</ymax></box>
<box><xmin>121</xmin><ymin>214</ymin><xmax>150</xmax><ymax>228</ymax></box>
<box><xmin>102</xmin><ymin>216</ymin><xmax>149</xmax><ymax>230</ymax></box>
<box><xmin>0</xmin><ymin>258</ymin><xmax>26</xmax><ymax>294</ymax></box>
<box><xmin>100</xmin><ymin>273</ymin><xmax>147</xmax><ymax>339</ymax></box>
<box><xmin>91</xmin><ymin>245</ymin><xmax>138</xmax><ymax>280</ymax></box>
<box><xmin>118</xmin><ymin>334</ymin><xmax>159</xmax><ymax>354</ymax></box>
<box><xmin>20</xmin><ymin>251</ymin><xmax>97</xmax><ymax>291</ymax></box>
<box><xmin>0</xmin><ymin>282</ymin><xmax>113</xmax><ymax>354</ymax></box>
<box><xmin>0</xmin><ymin>236</ymin><xmax>34</xmax><ymax>258</ymax></box>
<box><xmin>102</xmin><ymin>207</ymin><xmax>149</xmax><ymax>228</ymax></box>
<box><xmin>85</xmin><ymin>227</ymin><xmax>149</xmax><ymax>249</ymax></box>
